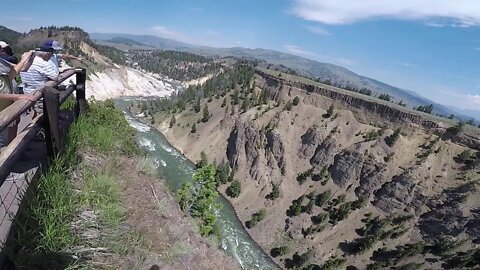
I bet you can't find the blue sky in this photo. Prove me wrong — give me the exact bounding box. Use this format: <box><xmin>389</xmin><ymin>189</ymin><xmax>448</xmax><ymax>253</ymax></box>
<box><xmin>2</xmin><ymin>0</ymin><xmax>480</xmax><ymax>114</ymax></box>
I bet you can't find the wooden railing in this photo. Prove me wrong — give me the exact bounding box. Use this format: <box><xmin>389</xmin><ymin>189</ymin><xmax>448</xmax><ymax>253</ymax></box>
<box><xmin>0</xmin><ymin>68</ymin><xmax>87</xmax><ymax>253</ymax></box>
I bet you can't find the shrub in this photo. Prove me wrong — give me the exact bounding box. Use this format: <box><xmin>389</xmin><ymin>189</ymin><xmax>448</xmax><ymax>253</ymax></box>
<box><xmin>287</xmin><ymin>195</ymin><xmax>305</xmax><ymax>217</ymax></box>
<box><xmin>285</xmin><ymin>100</ymin><xmax>293</xmax><ymax>111</ymax></box>
<box><xmin>196</xmin><ymin>151</ymin><xmax>208</xmax><ymax>168</ymax></box>
<box><xmin>324</xmin><ymin>104</ymin><xmax>334</xmax><ymax>118</ymax></box>
<box><xmin>215</xmin><ymin>161</ymin><xmax>231</xmax><ymax>185</ymax></box>
<box><xmin>191</xmin><ymin>123</ymin><xmax>197</xmax><ymax>133</ymax></box>
<box><xmin>271</xmin><ymin>246</ymin><xmax>289</xmax><ymax>257</ymax></box>
<box><xmin>202</xmin><ymin>104</ymin><xmax>210</xmax><ymax>122</ymax></box>
<box><xmin>285</xmin><ymin>251</ymin><xmax>311</xmax><ymax>269</ymax></box>
<box><xmin>266</xmin><ymin>183</ymin><xmax>280</xmax><ymax>200</ymax></box>
<box><xmin>292</xmin><ymin>96</ymin><xmax>300</xmax><ymax>106</ymax></box>
<box><xmin>446</xmin><ymin>121</ymin><xmax>464</xmax><ymax>136</ymax></box>
<box><xmin>226</xmin><ymin>180</ymin><xmax>241</xmax><ymax>198</ymax></box>
<box><xmin>385</xmin><ymin>128</ymin><xmax>401</xmax><ymax>146</ymax></box>
<box><xmin>297</xmin><ymin>168</ymin><xmax>313</xmax><ymax>185</ymax></box>
<box><xmin>169</xmin><ymin>115</ymin><xmax>176</xmax><ymax>128</ymax></box>
<box><xmin>363</xmin><ymin>129</ymin><xmax>381</xmax><ymax>141</ymax></box>
<box><xmin>378</xmin><ymin>93</ymin><xmax>391</xmax><ymax>101</ymax></box>
<box><xmin>315</xmin><ymin>190</ymin><xmax>332</xmax><ymax>207</ymax></box>
<box><xmin>246</xmin><ymin>208</ymin><xmax>266</xmax><ymax>228</ymax></box>
<box><xmin>456</xmin><ymin>150</ymin><xmax>475</xmax><ymax>164</ymax></box>
<box><xmin>329</xmin><ymin>202</ymin><xmax>352</xmax><ymax>223</ymax></box>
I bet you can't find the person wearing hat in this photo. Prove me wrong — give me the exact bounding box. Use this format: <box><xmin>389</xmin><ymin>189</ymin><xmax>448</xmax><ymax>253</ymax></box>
<box><xmin>19</xmin><ymin>40</ymin><xmax>60</xmax><ymax>95</ymax></box>
<box><xmin>0</xmin><ymin>41</ymin><xmax>18</xmax><ymax>64</ymax></box>
<box><xmin>43</xmin><ymin>40</ymin><xmax>83</xmax><ymax>70</ymax></box>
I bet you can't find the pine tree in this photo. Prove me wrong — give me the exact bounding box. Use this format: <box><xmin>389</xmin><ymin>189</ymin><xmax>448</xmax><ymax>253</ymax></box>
<box><xmin>241</xmin><ymin>95</ymin><xmax>250</xmax><ymax>113</ymax></box>
<box><xmin>194</xmin><ymin>98</ymin><xmax>201</xmax><ymax>113</ymax></box>
<box><xmin>197</xmin><ymin>151</ymin><xmax>208</xmax><ymax>168</ymax></box>
<box><xmin>169</xmin><ymin>115</ymin><xmax>176</xmax><ymax>128</ymax></box>
<box><xmin>202</xmin><ymin>104</ymin><xmax>210</xmax><ymax>122</ymax></box>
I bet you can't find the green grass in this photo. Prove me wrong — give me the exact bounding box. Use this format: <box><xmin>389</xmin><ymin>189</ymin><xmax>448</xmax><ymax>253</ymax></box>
<box><xmin>9</xmin><ymin>99</ymin><xmax>139</xmax><ymax>268</ymax></box>
<box><xmin>80</xmin><ymin>171</ymin><xmax>125</xmax><ymax>226</ymax></box>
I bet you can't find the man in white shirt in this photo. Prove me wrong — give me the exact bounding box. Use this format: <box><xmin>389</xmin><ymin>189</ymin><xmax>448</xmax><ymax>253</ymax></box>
<box><xmin>20</xmin><ymin>41</ymin><xmax>60</xmax><ymax>94</ymax></box>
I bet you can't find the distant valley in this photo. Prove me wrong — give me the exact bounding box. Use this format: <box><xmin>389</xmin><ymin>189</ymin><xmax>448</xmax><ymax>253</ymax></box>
<box><xmin>90</xmin><ymin>32</ymin><xmax>478</xmax><ymax>122</ymax></box>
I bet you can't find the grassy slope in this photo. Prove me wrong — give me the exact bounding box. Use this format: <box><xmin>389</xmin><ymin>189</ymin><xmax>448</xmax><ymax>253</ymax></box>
<box><xmin>6</xmin><ymin>100</ymin><xmax>237</xmax><ymax>269</ymax></box>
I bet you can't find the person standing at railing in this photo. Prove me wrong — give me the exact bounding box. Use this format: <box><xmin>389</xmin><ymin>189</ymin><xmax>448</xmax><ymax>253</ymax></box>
<box><xmin>44</xmin><ymin>40</ymin><xmax>83</xmax><ymax>71</ymax></box>
<box><xmin>0</xmin><ymin>41</ymin><xmax>18</xmax><ymax>64</ymax></box>
<box><xmin>20</xmin><ymin>41</ymin><xmax>60</xmax><ymax>118</ymax></box>
<box><xmin>0</xmin><ymin>52</ymin><xmax>36</xmax><ymax>149</ymax></box>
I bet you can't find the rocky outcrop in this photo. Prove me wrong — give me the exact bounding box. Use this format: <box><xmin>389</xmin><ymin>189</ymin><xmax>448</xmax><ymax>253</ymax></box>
<box><xmin>329</xmin><ymin>150</ymin><xmax>364</xmax><ymax>187</ymax></box>
<box><xmin>310</xmin><ymin>136</ymin><xmax>337</xmax><ymax>168</ymax></box>
<box><xmin>355</xmin><ymin>160</ymin><xmax>387</xmax><ymax>198</ymax></box>
<box><xmin>373</xmin><ymin>173</ymin><xmax>427</xmax><ymax>214</ymax></box>
<box><xmin>420</xmin><ymin>182</ymin><xmax>478</xmax><ymax>238</ymax></box>
<box><xmin>256</xmin><ymin>70</ymin><xmax>439</xmax><ymax>129</ymax></box>
<box><xmin>265</xmin><ymin>130</ymin><xmax>286</xmax><ymax>175</ymax></box>
<box><xmin>226</xmin><ymin>121</ymin><xmax>263</xmax><ymax>179</ymax></box>
<box><xmin>299</xmin><ymin>127</ymin><xmax>323</xmax><ymax>159</ymax></box>
<box><xmin>419</xmin><ymin>207</ymin><xmax>468</xmax><ymax>238</ymax></box>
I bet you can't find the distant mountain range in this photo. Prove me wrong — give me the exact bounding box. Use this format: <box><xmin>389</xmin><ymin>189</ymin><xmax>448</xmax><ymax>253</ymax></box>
<box><xmin>90</xmin><ymin>32</ymin><xmax>477</xmax><ymax>121</ymax></box>
<box><xmin>90</xmin><ymin>33</ymin><xmax>196</xmax><ymax>51</ymax></box>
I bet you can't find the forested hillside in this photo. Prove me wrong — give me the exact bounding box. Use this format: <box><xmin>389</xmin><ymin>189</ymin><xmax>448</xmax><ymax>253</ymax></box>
<box><xmin>129</xmin><ymin>50</ymin><xmax>222</xmax><ymax>81</ymax></box>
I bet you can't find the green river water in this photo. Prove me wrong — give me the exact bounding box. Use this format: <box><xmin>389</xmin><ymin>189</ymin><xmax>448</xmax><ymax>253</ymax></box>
<box><xmin>117</xmin><ymin>99</ymin><xmax>279</xmax><ymax>270</ymax></box>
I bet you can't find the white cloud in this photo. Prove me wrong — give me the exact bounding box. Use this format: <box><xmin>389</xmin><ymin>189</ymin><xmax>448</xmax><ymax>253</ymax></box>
<box><xmin>293</xmin><ymin>0</ymin><xmax>480</xmax><ymax>26</ymax></box>
<box><xmin>304</xmin><ymin>25</ymin><xmax>331</xmax><ymax>35</ymax></box>
<box><xmin>395</xmin><ymin>62</ymin><xmax>417</xmax><ymax>68</ymax></box>
<box><xmin>151</xmin><ymin>25</ymin><xmax>183</xmax><ymax>40</ymax></box>
<box><xmin>469</xmin><ymin>94</ymin><xmax>480</xmax><ymax>105</ymax></box>
<box><xmin>284</xmin><ymin>44</ymin><xmax>318</xmax><ymax>57</ymax></box>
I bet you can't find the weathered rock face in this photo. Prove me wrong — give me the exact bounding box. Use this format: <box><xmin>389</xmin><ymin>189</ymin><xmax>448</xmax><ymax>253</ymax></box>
<box><xmin>329</xmin><ymin>150</ymin><xmax>364</xmax><ymax>187</ymax></box>
<box><xmin>420</xmin><ymin>183</ymin><xmax>478</xmax><ymax>238</ymax></box>
<box><xmin>466</xmin><ymin>210</ymin><xmax>480</xmax><ymax>239</ymax></box>
<box><xmin>256</xmin><ymin>70</ymin><xmax>439</xmax><ymax>129</ymax></box>
<box><xmin>373</xmin><ymin>173</ymin><xmax>427</xmax><ymax>214</ymax></box>
<box><xmin>299</xmin><ymin>127</ymin><xmax>323</xmax><ymax>159</ymax></box>
<box><xmin>226</xmin><ymin>121</ymin><xmax>263</xmax><ymax>179</ymax></box>
<box><xmin>419</xmin><ymin>207</ymin><xmax>468</xmax><ymax>238</ymax></box>
<box><xmin>355</xmin><ymin>160</ymin><xmax>387</xmax><ymax>198</ymax></box>
<box><xmin>310</xmin><ymin>136</ymin><xmax>337</xmax><ymax>169</ymax></box>
<box><xmin>265</xmin><ymin>130</ymin><xmax>286</xmax><ymax>175</ymax></box>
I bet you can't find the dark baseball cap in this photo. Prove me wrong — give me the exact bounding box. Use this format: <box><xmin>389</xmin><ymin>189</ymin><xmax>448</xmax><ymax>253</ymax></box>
<box><xmin>40</xmin><ymin>40</ymin><xmax>63</xmax><ymax>52</ymax></box>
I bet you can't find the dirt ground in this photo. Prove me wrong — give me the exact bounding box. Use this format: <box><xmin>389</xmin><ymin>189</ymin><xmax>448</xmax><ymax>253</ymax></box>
<box><xmin>77</xmin><ymin>151</ymin><xmax>239</xmax><ymax>270</ymax></box>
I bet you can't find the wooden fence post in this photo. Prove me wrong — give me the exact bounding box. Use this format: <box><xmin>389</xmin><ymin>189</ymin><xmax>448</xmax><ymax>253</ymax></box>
<box><xmin>43</xmin><ymin>86</ymin><xmax>61</xmax><ymax>158</ymax></box>
<box><xmin>75</xmin><ymin>68</ymin><xmax>88</xmax><ymax>118</ymax></box>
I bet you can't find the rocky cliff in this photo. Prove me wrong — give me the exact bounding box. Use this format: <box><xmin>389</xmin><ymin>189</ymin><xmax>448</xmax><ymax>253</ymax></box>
<box><xmin>156</xmin><ymin>67</ymin><xmax>480</xmax><ymax>269</ymax></box>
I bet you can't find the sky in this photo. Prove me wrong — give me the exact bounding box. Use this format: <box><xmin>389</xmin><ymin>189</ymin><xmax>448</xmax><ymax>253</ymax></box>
<box><xmin>2</xmin><ymin>0</ymin><xmax>480</xmax><ymax>115</ymax></box>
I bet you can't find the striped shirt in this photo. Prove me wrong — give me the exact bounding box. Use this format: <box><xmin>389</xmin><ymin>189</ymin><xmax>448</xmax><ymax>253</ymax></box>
<box><xmin>20</xmin><ymin>56</ymin><xmax>59</xmax><ymax>94</ymax></box>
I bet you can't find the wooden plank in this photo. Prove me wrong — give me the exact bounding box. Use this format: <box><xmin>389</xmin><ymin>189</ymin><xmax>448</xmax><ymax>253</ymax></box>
<box><xmin>43</xmin><ymin>87</ymin><xmax>61</xmax><ymax>158</ymax></box>
<box><xmin>0</xmin><ymin>115</ymin><xmax>43</xmax><ymax>185</ymax></box>
<box><xmin>59</xmin><ymin>85</ymin><xmax>77</xmax><ymax>104</ymax></box>
<box><xmin>0</xmin><ymin>69</ymin><xmax>76</xmax><ymax>132</ymax></box>
<box><xmin>75</xmin><ymin>68</ymin><xmax>88</xmax><ymax>117</ymax></box>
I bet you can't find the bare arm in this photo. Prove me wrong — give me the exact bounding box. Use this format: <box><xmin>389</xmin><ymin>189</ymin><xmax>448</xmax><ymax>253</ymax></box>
<box><xmin>58</xmin><ymin>53</ymin><xmax>83</xmax><ymax>62</ymax></box>
<box><xmin>0</xmin><ymin>93</ymin><xmax>36</xmax><ymax>102</ymax></box>
<box><xmin>12</xmin><ymin>51</ymin><xmax>35</xmax><ymax>78</ymax></box>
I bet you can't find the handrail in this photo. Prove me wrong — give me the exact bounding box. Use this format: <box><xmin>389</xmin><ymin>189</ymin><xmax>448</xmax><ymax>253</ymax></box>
<box><xmin>0</xmin><ymin>69</ymin><xmax>76</xmax><ymax>132</ymax></box>
<box><xmin>0</xmin><ymin>67</ymin><xmax>87</xmax><ymax>259</ymax></box>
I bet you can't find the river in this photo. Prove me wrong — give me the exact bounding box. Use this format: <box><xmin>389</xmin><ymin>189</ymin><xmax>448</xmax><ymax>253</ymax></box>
<box><xmin>116</xmin><ymin>99</ymin><xmax>278</xmax><ymax>270</ymax></box>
